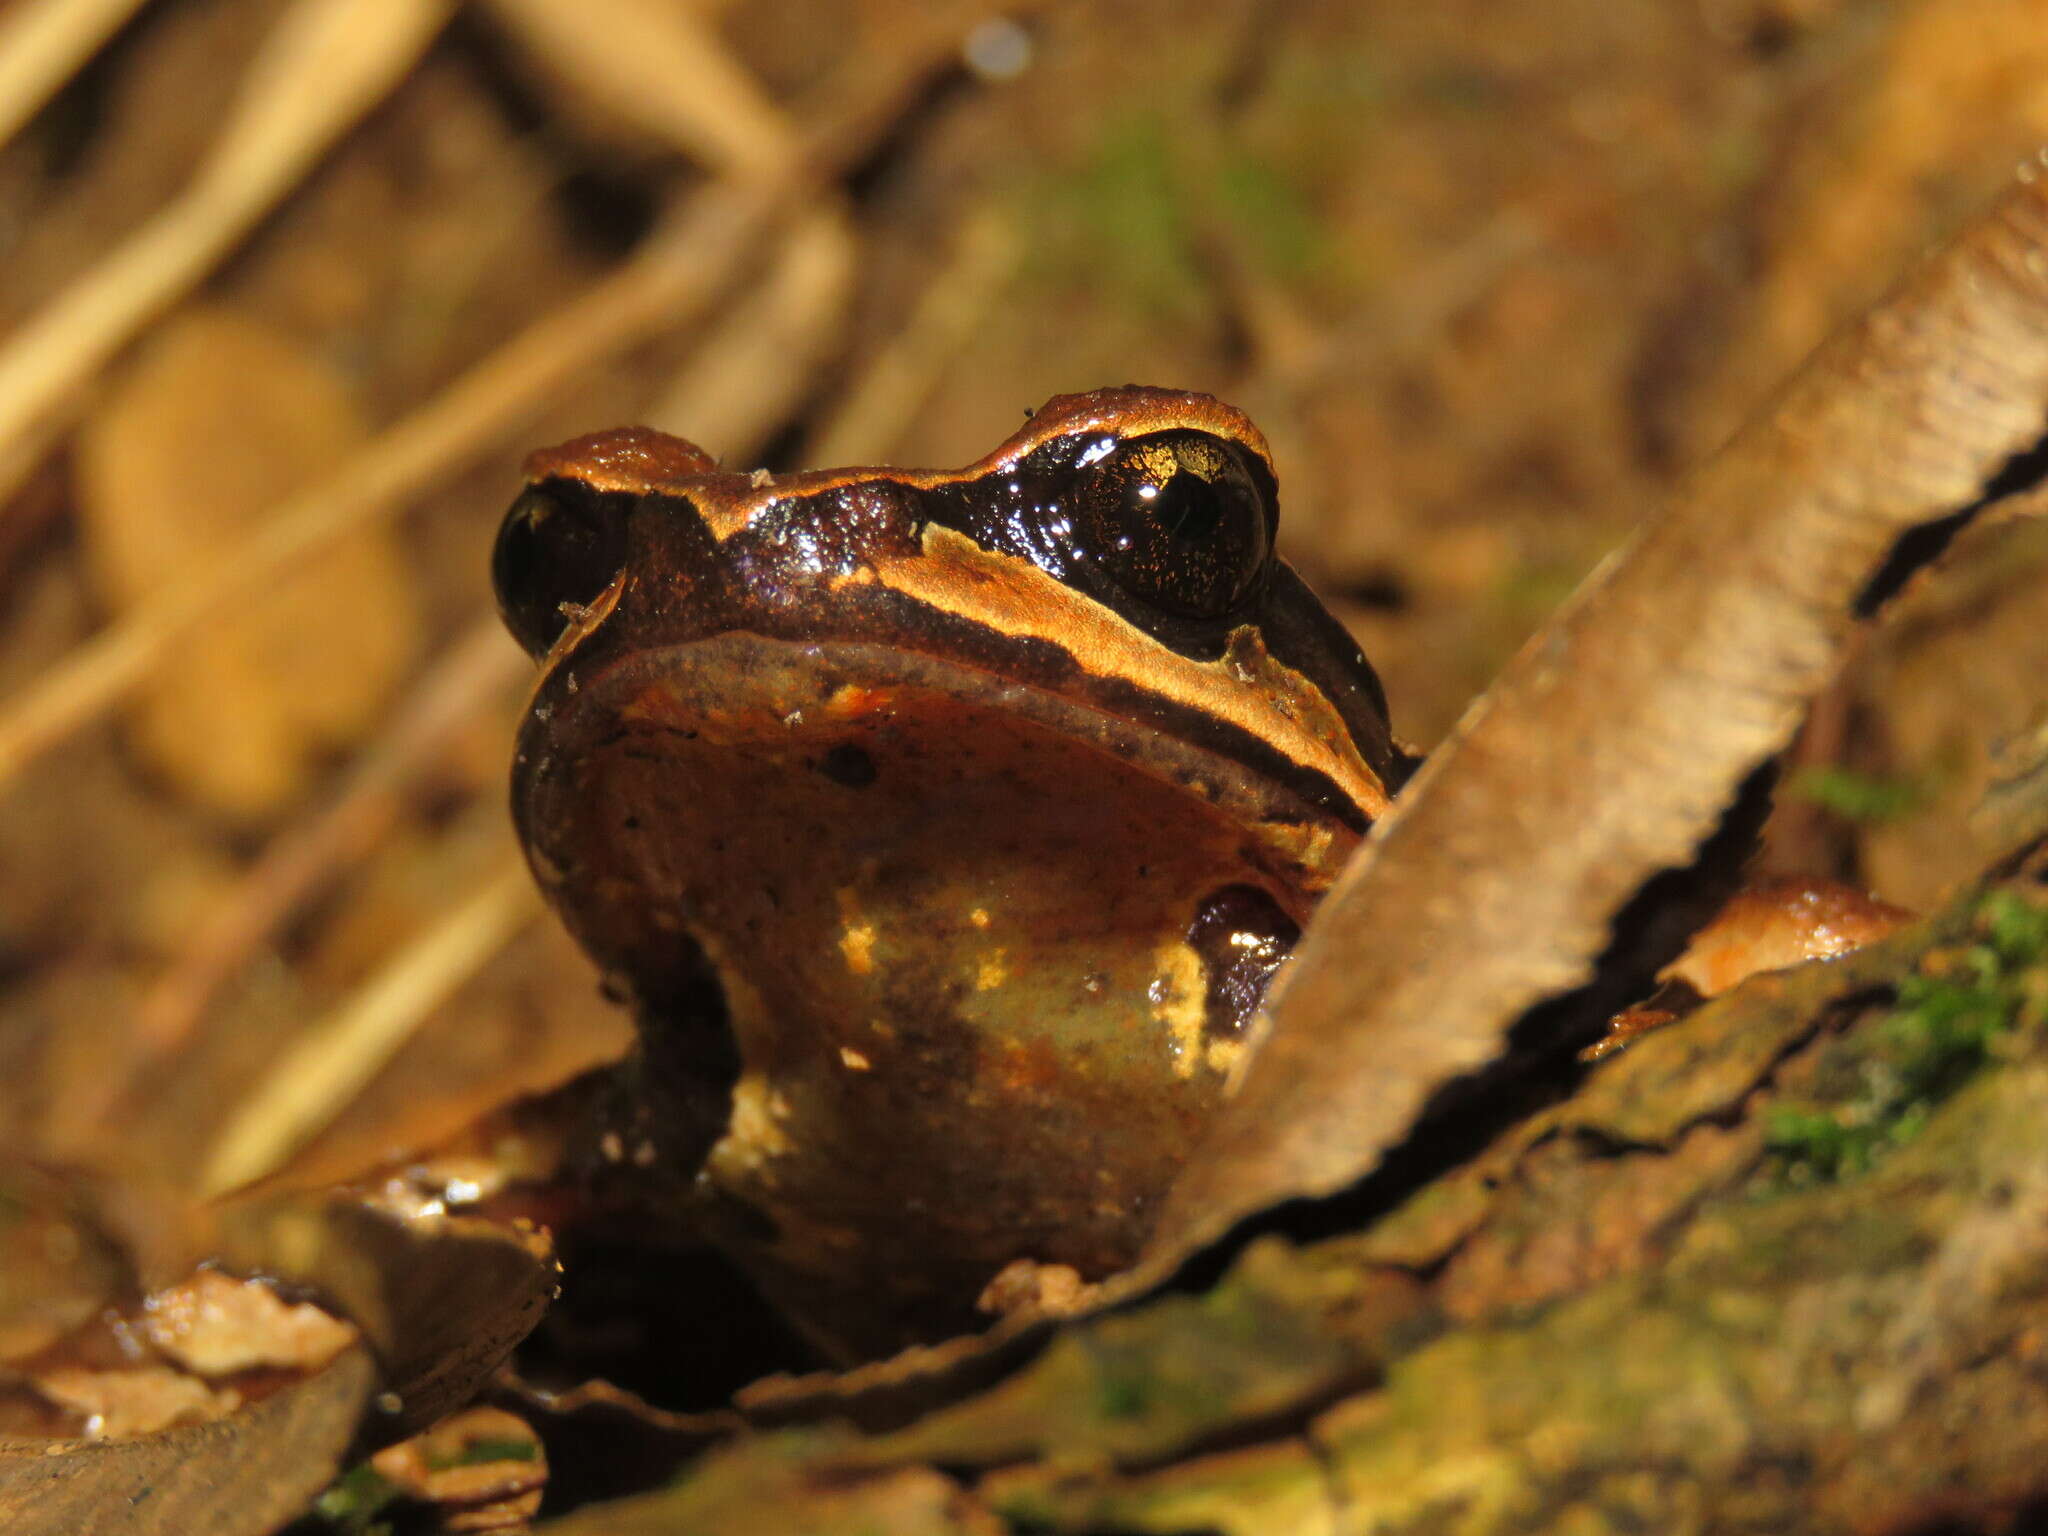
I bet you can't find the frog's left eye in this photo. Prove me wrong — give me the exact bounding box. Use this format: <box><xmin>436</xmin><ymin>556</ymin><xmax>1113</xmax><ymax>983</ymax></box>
<box><xmin>493</xmin><ymin>479</ymin><xmax>632</xmax><ymax>658</ymax></box>
<box><xmin>1075</xmin><ymin>431</ymin><xmax>1273</xmax><ymax>619</ymax></box>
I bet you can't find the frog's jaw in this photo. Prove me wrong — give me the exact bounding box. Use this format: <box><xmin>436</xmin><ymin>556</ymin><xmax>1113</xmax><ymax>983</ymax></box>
<box><xmin>513</xmin><ymin>633</ymin><xmax>1360</xmax><ymax>1355</ymax></box>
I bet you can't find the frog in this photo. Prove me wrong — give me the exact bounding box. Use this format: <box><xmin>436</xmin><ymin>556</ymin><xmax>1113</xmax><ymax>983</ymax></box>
<box><xmin>492</xmin><ymin>386</ymin><xmax>1410</xmax><ymax>1355</ymax></box>
<box><xmin>491</xmin><ymin>385</ymin><xmax>1904</xmax><ymax>1358</ymax></box>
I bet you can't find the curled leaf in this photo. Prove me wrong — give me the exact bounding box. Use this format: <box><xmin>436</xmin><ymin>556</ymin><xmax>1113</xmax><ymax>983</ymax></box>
<box><xmin>215</xmin><ymin>1196</ymin><xmax>558</xmax><ymax>1435</ymax></box>
<box><xmin>0</xmin><ymin>1345</ymin><xmax>376</xmax><ymax>1536</ymax></box>
<box><xmin>1149</xmin><ymin>170</ymin><xmax>2048</xmax><ymax>1270</ymax></box>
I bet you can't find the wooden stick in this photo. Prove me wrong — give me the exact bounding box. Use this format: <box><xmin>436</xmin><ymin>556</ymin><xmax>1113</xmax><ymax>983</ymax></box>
<box><xmin>0</xmin><ymin>0</ymin><xmax>452</xmax><ymax>485</ymax></box>
<box><xmin>483</xmin><ymin>0</ymin><xmax>797</xmax><ymax>174</ymax></box>
<box><xmin>802</xmin><ymin>204</ymin><xmax>1018</xmax><ymax>467</ymax></box>
<box><xmin>136</xmin><ymin>619</ymin><xmax>526</xmax><ymax>1054</ymax></box>
<box><xmin>0</xmin><ymin>0</ymin><xmax>153</xmax><ymax>152</ymax></box>
<box><xmin>198</xmin><ymin>858</ymin><xmax>541</xmax><ymax>1198</ymax></box>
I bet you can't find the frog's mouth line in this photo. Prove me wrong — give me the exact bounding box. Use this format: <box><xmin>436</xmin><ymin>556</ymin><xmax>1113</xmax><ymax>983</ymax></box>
<box><xmin>520</xmin><ymin>629</ymin><xmax>1370</xmax><ymax>895</ymax></box>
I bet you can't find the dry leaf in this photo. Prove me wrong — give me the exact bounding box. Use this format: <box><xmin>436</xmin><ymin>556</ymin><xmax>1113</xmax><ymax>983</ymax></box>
<box><xmin>1146</xmin><ymin>170</ymin><xmax>2048</xmax><ymax>1274</ymax></box>
<box><xmin>369</xmin><ymin>1405</ymin><xmax>547</xmax><ymax>1530</ymax></box>
<box><xmin>141</xmin><ymin>1269</ymin><xmax>358</xmax><ymax>1378</ymax></box>
<box><xmin>0</xmin><ymin>1346</ymin><xmax>376</xmax><ymax>1536</ymax></box>
<box><xmin>30</xmin><ymin>1367</ymin><xmax>238</xmax><ymax>1439</ymax></box>
<box><xmin>75</xmin><ymin>306</ymin><xmax>420</xmax><ymax>819</ymax></box>
<box><xmin>214</xmin><ymin>1196</ymin><xmax>558</xmax><ymax>1435</ymax></box>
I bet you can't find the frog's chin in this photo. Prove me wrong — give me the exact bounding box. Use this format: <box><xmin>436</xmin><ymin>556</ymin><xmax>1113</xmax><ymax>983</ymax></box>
<box><xmin>510</xmin><ymin>630</ymin><xmax>1360</xmax><ymax>1353</ymax></box>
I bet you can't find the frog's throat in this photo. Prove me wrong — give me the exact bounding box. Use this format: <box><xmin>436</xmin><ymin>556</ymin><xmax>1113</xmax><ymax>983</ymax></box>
<box><xmin>511</xmin><ymin>633</ymin><xmax>1351</xmax><ymax>1352</ymax></box>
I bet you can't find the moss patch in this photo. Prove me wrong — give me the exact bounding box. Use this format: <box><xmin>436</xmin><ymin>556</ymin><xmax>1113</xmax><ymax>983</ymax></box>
<box><xmin>1765</xmin><ymin>890</ymin><xmax>2048</xmax><ymax>1185</ymax></box>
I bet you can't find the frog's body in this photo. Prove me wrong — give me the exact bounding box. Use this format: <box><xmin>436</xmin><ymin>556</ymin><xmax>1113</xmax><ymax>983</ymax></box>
<box><xmin>495</xmin><ymin>388</ymin><xmax>1406</xmax><ymax>1352</ymax></box>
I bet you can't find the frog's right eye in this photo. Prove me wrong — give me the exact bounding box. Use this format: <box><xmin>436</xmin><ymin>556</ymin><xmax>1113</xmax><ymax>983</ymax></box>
<box><xmin>493</xmin><ymin>479</ymin><xmax>632</xmax><ymax>658</ymax></box>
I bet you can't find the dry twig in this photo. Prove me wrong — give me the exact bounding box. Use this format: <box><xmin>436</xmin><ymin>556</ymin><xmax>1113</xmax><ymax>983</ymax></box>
<box><xmin>0</xmin><ymin>0</ymin><xmax>453</xmax><ymax>496</ymax></box>
<box><xmin>199</xmin><ymin>858</ymin><xmax>541</xmax><ymax>1198</ymax></box>
<box><xmin>135</xmin><ymin>619</ymin><xmax>527</xmax><ymax>1055</ymax></box>
<box><xmin>0</xmin><ymin>0</ymin><xmax>153</xmax><ymax>152</ymax></box>
<box><xmin>802</xmin><ymin>204</ymin><xmax>1020</xmax><ymax>467</ymax></box>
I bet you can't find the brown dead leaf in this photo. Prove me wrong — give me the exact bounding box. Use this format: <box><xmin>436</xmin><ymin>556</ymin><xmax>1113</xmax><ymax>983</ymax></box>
<box><xmin>1145</xmin><ymin>171</ymin><xmax>2048</xmax><ymax>1277</ymax></box>
<box><xmin>142</xmin><ymin>1269</ymin><xmax>358</xmax><ymax>1378</ymax></box>
<box><xmin>0</xmin><ymin>1166</ymin><xmax>553</xmax><ymax>1527</ymax></box>
<box><xmin>31</xmin><ymin>1365</ymin><xmax>238</xmax><ymax>1439</ymax></box>
<box><xmin>0</xmin><ymin>1344</ymin><xmax>376</xmax><ymax>1536</ymax></box>
<box><xmin>74</xmin><ymin>304</ymin><xmax>420</xmax><ymax>820</ymax></box>
<box><xmin>215</xmin><ymin>1196</ymin><xmax>557</xmax><ymax>1435</ymax></box>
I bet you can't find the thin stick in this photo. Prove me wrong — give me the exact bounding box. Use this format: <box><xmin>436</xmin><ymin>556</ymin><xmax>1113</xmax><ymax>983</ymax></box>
<box><xmin>483</xmin><ymin>0</ymin><xmax>796</xmax><ymax>174</ymax></box>
<box><xmin>136</xmin><ymin>619</ymin><xmax>526</xmax><ymax>1054</ymax></box>
<box><xmin>0</xmin><ymin>0</ymin><xmax>152</xmax><ymax>152</ymax></box>
<box><xmin>198</xmin><ymin>859</ymin><xmax>542</xmax><ymax>1199</ymax></box>
<box><xmin>0</xmin><ymin>0</ymin><xmax>453</xmax><ymax>482</ymax></box>
<box><xmin>0</xmin><ymin>6</ymin><xmax>970</xmax><ymax>790</ymax></box>
<box><xmin>644</xmin><ymin>207</ymin><xmax>856</xmax><ymax>463</ymax></box>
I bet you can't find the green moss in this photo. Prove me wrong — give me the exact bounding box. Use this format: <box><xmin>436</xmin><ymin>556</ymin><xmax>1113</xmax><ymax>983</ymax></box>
<box><xmin>1021</xmin><ymin>114</ymin><xmax>1205</xmax><ymax>317</ymax></box>
<box><xmin>1213</xmin><ymin>150</ymin><xmax>1329</xmax><ymax>277</ymax></box>
<box><xmin>422</xmin><ymin>1435</ymin><xmax>540</xmax><ymax>1471</ymax></box>
<box><xmin>307</xmin><ymin>1463</ymin><xmax>399</xmax><ymax>1536</ymax></box>
<box><xmin>1094</xmin><ymin>1369</ymin><xmax>1153</xmax><ymax>1421</ymax></box>
<box><xmin>1018</xmin><ymin>110</ymin><xmax>1335</xmax><ymax>317</ymax></box>
<box><xmin>1786</xmin><ymin>765</ymin><xmax>1924</xmax><ymax>824</ymax></box>
<box><xmin>1765</xmin><ymin>891</ymin><xmax>2048</xmax><ymax>1185</ymax></box>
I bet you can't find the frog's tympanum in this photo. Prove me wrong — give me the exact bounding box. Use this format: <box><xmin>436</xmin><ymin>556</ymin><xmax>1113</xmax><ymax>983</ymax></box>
<box><xmin>494</xmin><ymin>387</ymin><xmax>1408</xmax><ymax>1354</ymax></box>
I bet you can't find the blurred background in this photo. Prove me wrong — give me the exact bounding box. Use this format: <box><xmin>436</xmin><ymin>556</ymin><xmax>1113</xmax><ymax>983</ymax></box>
<box><xmin>3</xmin><ymin>0</ymin><xmax>2048</xmax><ymax>1295</ymax></box>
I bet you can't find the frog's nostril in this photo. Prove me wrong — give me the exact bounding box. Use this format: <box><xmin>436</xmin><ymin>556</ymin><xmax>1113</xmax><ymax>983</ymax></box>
<box><xmin>492</xmin><ymin>479</ymin><xmax>633</xmax><ymax>657</ymax></box>
<box><xmin>814</xmin><ymin>743</ymin><xmax>877</xmax><ymax>789</ymax></box>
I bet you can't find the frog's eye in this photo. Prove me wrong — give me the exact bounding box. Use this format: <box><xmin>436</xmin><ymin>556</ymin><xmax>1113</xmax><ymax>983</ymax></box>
<box><xmin>1075</xmin><ymin>431</ymin><xmax>1273</xmax><ymax>619</ymax></box>
<box><xmin>493</xmin><ymin>479</ymin><xmax>632</xmax><ymax>658</ymax></box>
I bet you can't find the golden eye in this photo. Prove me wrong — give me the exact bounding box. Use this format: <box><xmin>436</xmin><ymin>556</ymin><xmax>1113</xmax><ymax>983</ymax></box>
<box><xmin>1077</xmin><ymin>432</ymin><xmax>1272</xmax><ymax>618</ymax></box>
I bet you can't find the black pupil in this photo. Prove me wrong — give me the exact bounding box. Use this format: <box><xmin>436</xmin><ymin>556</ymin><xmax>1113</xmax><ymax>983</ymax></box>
<box><xmin>1146</xmin><ymin>471</ymin><xmax>1225</xmax><ymax>542</ymax></box>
